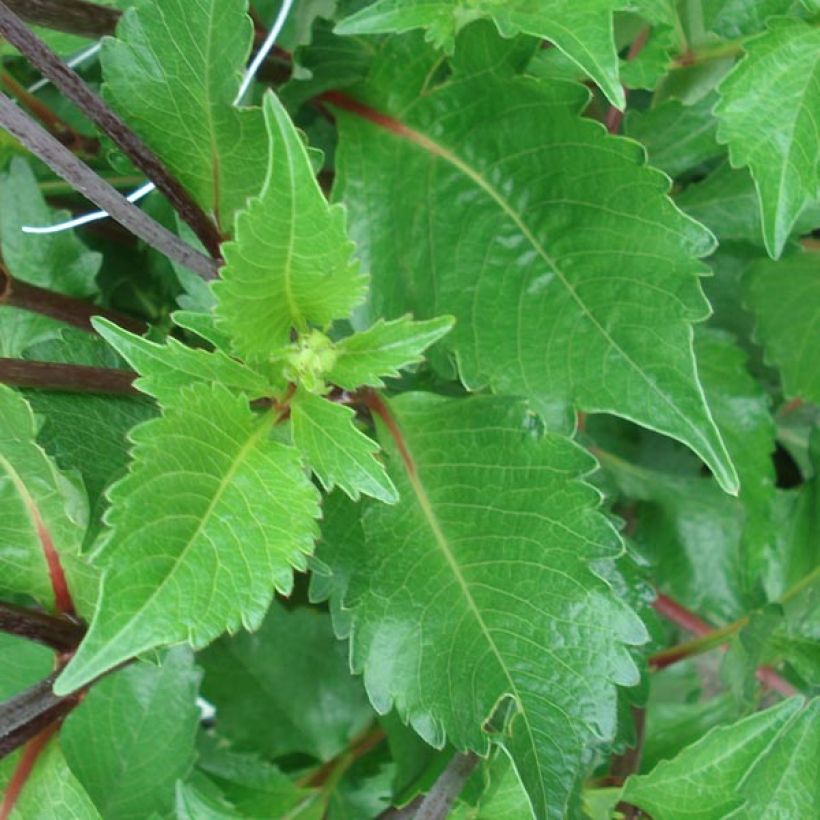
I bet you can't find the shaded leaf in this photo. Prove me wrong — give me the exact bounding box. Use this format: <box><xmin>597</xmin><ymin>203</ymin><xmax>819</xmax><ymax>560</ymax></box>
<box><xmin>61</xmin><ymin>649</ymin><xmax>201</xmax><ymax>820</ymax></box>
<box><xmin>0</xmin><ymin>385</ymin><xmax>87</xmax><ymax>608</ymax></box>
<box><xmin>715</xmin><ymin>18</ymin><xmax>820</xmax><ymax>257</ymax></box>
<box><xmin>56</xmin><ymin>382</ymin><xmax>320</xmax><ymax>694</ymax></box>
<box><xmin>744</xmin><ymin>253</ymin><xmax>820</xmax><ymax>403</ymax></box>
<box><xmin>199</xmin><ymin>602</ymin><xmax>374</xmax><ymax>762</ymax></box>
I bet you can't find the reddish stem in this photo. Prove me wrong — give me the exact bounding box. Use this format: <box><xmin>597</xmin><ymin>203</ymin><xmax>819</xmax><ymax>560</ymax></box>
<box><xmin>0</xmin><ymin>722</ymin><xmax>58</xmax><ymax>820</ymax></box>
<box><xmin>652</xmin><ymin>593</ymin><xmax>712</xmax><ymax>636</ymax></box>
<box><xmin>0</xmin><ymin>359</ymin><xmax>138</xmax><ymax>395</ymax></box>
<box><xmin>605</xmin><ymin>27</ymin><xmax>650</xmax><ymax>135</ymax></box>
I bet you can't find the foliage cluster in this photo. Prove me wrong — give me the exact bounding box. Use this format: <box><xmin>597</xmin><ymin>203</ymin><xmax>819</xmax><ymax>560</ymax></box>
<box><xmin>0</xmin><ymin>0</ymin><xmax>818</xmax><ymax>818</ymax></box>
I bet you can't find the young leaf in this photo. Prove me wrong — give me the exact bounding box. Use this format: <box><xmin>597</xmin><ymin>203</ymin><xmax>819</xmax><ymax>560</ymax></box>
<box><xmin>333</xmin><ymin>26</ymin><xmax>739</xmax><ymax>493</ymax></box>
<box><xmin>744</xmin><ymin>253</ymin><xmax>820</xmax><ymax>404</ymax></box>
<box><xmin>215</xmin><ymin>93</ymin><xmax>367</xmax><ymax>359</ymax></box>
<box><xmin>715</xmin><ymin>17</ymin><xmax>820</xmax><ymax>257</ymax></box>
<box><xmin>622</xmin><ymin>697</ymin><xmax>819</xmax><ymax>819</ymax></box>
<box><xmin>336</xmin><ymin>0</ymin><xmax>634</xmax><ymax>107</ymax></box>
<box><xmin>318</xmin><ymin>393</ymin><xmax>647</xmax><ymax>819</ymax></box>
<box><xmin>199</xmin><ymin>602</ymin><xmax>374</xmax><ymax>762</ymax></box>
<box><xmin>92</xmin><ymin>317</ymin><xmax>274</xmax><ymax>405</ymax></box>
<box><xmin>100</xmin><ymin>0</ymin><xmax>267</xmax><ymax>226</ymax></box>
<box><xmin>329</xmin><ymin>315</ymin><xmax>454</xmax><ymax>389</ymax></box>
<box><xmin>61</xmin><ymin>649</ymin><xmax>201</xmax><ymax>820</ymax></box>
<box><xmin>290</xmin><ymin>388</ymin><xmax>397</xmax><ymax>503</ymax></box>
<box><xmin>10</xmin><ymin>742</ymin><xmax>102</xmax><ymax>820</ymax></box>
<box><xmin>0</xmin><ymin>384</ymin><xmax>87</xmax><ymax>609</ymax></box>
<box><xmin>55</xmin><ymin>382</ymin><xmax>321</xmax><ymax>694</ymax></box>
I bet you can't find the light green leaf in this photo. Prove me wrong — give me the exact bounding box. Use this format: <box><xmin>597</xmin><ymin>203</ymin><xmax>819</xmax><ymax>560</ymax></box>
<box><xmin>101</xmin><ymin>0</ymin><xmax>267</xmax><ymax>226</ymax></box>
<box><xmin>0</xmin><ymin>633</ymin><xmax>53</xmax><ymax>700</ymax></box>
<box><xmin>61</xmin><ymin>649</ymin><xmax>201</xmax><ymax>820</ymax></box>
<box><xmin>334</xmin><ymin>26</ymin><xmax>738</xmax><ymax>493</ymax></box>
<box><xmin>175</xmin><ymin>781</ymin><xmax>243</xmax><ymax>819</ymax></box>
<box><xmin>622</xmin><ymin>697</ymin><xmax>819</xmax><ymax>819</ymax></box>
<box><xmin>318</xmin><ymin>393</ymin><xmax>647</xmax><ymax>819</ymax></box>
<box><xmin>335</xmin><ymin>0</ymin><xmax>632</xmax><ymax>107</ymax></box>
<box><xmin>0</xmin><ymin>158</ymin><xmax>101</xmax><ymax>357</ymax></box>
<box><xmin>625</xmin><ymin>94</ymin><xmax>722</xmax><ymax>178</ymax></box>
<box><xmin>715</xmin><ymin>17</ymin><xmax>820</xmax><ymax>257</ymax></box>
<box><xmin>702</xmin><ymin>0</ymin><xmax>804</xmax><ymax>39</ymax></box>
<box><xmin>745</xmin><ymin>253</ymin><xmax>820</xmax><ymax>403</ymax></box>
<box><xmin>9</xmin><ymin>743</ymin><xmax>101</xmax><ymax>820</ymax></box>
<box><xmin>215</xmin><ymin>93</ymin><xmax>367</xmax><ymax>359</ymax></box>
<box><xmin>55</xmin><ymin>382</ymin><xmax>321</xmax><ymax>694</ymax></box>
<box><xmin>92</xmin><ymin>317</ymin><xmax>273</xmax><ymax>405</ymax></box>
<box><xmin>291</xmin><ymin>388</ymin><xmax>397</xmax><ymax>502</ymax></box>
<box><xmin>329</xmin><ymin>315</ymin><xmax>454</xmax><ymax>389</ymax></box>
<box><xmin>0</xmin><ymin>385</ymin><xmax>87</xmax><ymax>608</ymax></box>
<box><xmin>199</xmin><ymin>602</ymin><xmax>374</xmax><ymax>762</ymax></box>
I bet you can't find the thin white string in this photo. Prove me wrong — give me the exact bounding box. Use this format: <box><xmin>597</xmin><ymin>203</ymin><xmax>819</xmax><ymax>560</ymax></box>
<box><xmin>27</xmin><ymin>41</ymin><xmax>102</xmax><ymax>93</ymax></box>
<box><xmin>22</xmin><ymin>0</ymin><xmax>297</xmax><ymax>236</ymax></box>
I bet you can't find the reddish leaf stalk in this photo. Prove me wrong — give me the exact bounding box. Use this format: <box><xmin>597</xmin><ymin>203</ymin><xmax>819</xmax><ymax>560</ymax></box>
<box><xmin>651</xmin><ymin>594</ymin><xmax>797</xmax><ymax>696</ymax></box>
<box><xmin>605</xmin><ymin>26</ymin><xmax>649</xmax><ymax>135</ymax></box>
<box><xmin>0</xmin><ymin>266</ymin><xmax>146</xmax><ymax>335</ymax></box>
<box><xmin>0</xmin><ymin>2</ymin><xmax>223</xmax><ymax>261</ymax></box>
<box><xmin>0</xmin><ymin>721</ymin><xmax>58</xmax><ymax>819</ymax></box>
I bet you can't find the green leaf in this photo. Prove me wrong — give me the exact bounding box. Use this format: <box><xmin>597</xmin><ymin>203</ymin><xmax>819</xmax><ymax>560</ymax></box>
<box><xmin>175</xmin><ymin>781</ymin><xmax>243</xmax><ymax>819</ymax></box>
<box><xmin>318</xmin><ymin>393</ymin><xmax>647</xmax><ymax>819</ymax></box>
<box><xmin>624</xmin><ymin>94</ymin><xmax>722</xmax><ymax>178</ymax></box>
<box><xmin>0</xmin><ymin>158</ymin><xmax>101</xmax><ymax>357</ymax></box>
<box><xmin>715</xmin><ymin>18</ymin><xmax>820</xmax><ymax>257</ymax></box>
<box><xmin>61</xmin><ymin>649</ymin><xmax>201</xmax><ymax>820</ymax></box>
<box><xmin>199</xmin><ymin>602</ymin><xmax>374</xmax><ymax>762</ymax></box>
<box><xmin>290</xmin><ymin>388</ymin><xmax>397</xmax><ymax>502</ymax></box>
<box><xmin>0</xmin><ymin>385</ymin><xmax>87</xmax><ymax>608</ymax></box>
<box><xmin>334</xmin><ymin>26</ymin><xmax>738</xmax><ymax>493</ymax></box>
<box><xmin>0</xmin><ymin>633</ymin><xmax>53</xmax><ymax>700</ymax></box>
<box><xmin>744</xmin><ymin>253</ymin><xmax>820</xmax><ymax>404</ymax></box>
<box><xmin>9</xmin><ymin>743</ymin><xmax>101</xmax><ymax>820</ymax></box>
<box><xmin>702</xmin><ymin>0</ymin><xmax>805</xmax><ymax>39</ymax></box>
<box><xmin>101</xmin><ymin>0</ymin><xmax>267</xmax><ymax>226</ymax></box>
<box><xmin>55</xmin><ymin>382</ymin><xmax>321</xmax><ymax>694</ymax></box>
<box><xmin>622</xmin><ymin>696</ymin><xmax>819</xmax><ymax>819</ymax></box>
<box><xmin>335</xmin><ymin>0</ymin><xmax>632</xmax><ymax>107</ymax></box>
<box><xmin>21</xmin><ymin>330</ymin><xmax>156</xmax><ymax>526</ymax></box>
<box><xmin>329</xmin><ymin>315</ymin><xmax>454</xmax><ymax>389</ymax></box>
<box><xmin>695</xmin><ymin>328</ymin><xmax>776</xmax><ymax>587</ymax></box>
<box><xmin>92</xmin><ymin>317</ymin><xmax>274</xmax><ymax>405</ymax></box>
<box><xmin>215</xmin><ymin>93</ymin><xmax>367</xmax><ymax>359</ymax></box>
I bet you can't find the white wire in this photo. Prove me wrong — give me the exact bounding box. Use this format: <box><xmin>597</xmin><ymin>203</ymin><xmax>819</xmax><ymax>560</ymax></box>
<box><xmin>26</xmin><ymin>41</ymin><xmax>102</xmax><ymax>93</ymax></box>
<box><xmin>22</xmin><ymin>181</ymin><xmax>156</xmax><ymax>234</ymax></box>
<box><xmin>22</xmin><ymin>0</ymin><xmax>297</xmax><ymax>235</ymax></box>
<box><xmin>234</xmin><ymin>0</ymin><xmax>296</xmax><ymax>105</ymax></box>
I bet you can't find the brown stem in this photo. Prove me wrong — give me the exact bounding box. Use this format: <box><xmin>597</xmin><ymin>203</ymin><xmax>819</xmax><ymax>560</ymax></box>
<box><xmin>412</xmin><ymin>752</ymin><xmax>480</xmax><ymax>820</ymax></box>
<box><xmin>0</xmin><ymin>358</ymin><xmax>138</xmax><ymax>395</ymax></box>
<box><xmin>0</xmin><ymin>70</ymin><xmax>97</xmax><ymax>155</ymax></box>
<box><xmin>0</xmin><ymin>266</ymin><xmax>146</xmax><ymax>335</ymax></box>
<box><xmin>0</xmin><ymin>2</ymin><xmax>223</xmax><ymax>261</ymax></box>
<box><xmin>0</xmin><ymin>721</ymin><xmax>59</xmax><ymax>819</ymax></box>
<box><xmin>4</xmin><ymin>0</ymin><xmax>119</xmax><ymax>39</ymax></box>
<box><xmin>0</xmin><ymin>92</ymin><xmax>217</xmax><ymax>279</ymax></box>
<box><xmin>297</xmin><ymin>724</ymin><xmax>386</xmax><ymax>789</ymax></box>
<box><xmin>0</xmin><ymin>602</ymin><xmax>84</xmax><ymax>653</ymax></box>
<box><xmin>0</xmin><ymin>673</ymin><xmax>78</xmax><ymax>760</ymax></box>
